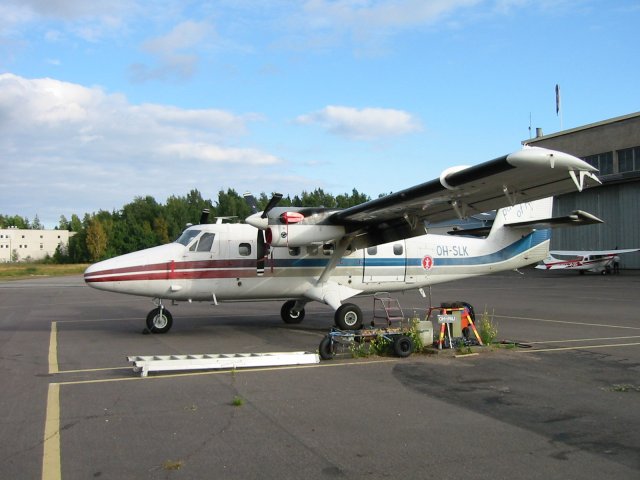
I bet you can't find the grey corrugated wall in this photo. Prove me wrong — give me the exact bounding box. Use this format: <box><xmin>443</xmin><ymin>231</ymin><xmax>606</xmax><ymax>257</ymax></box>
<box><xmin>551</xmin><ymin>182</ymin><xmax>640</xmax><ymax>269</ymax></box>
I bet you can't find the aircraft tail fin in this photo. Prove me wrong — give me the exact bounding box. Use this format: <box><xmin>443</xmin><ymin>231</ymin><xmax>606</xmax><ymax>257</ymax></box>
<box><xmin>488</xmin><ymin>197</ymin><xmax>554</xmax><ymax>240</ymax></box>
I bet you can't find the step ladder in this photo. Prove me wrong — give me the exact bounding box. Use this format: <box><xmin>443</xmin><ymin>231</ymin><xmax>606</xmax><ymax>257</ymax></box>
<box><xmin>127</xmin><ymin>351</ymin><xmax>319</xmax><ymax>377</ymax></box>
<box><xmin>373</xmin><ymin>292</ymin><xmax>405</xmax><ymax>326</ymax></box>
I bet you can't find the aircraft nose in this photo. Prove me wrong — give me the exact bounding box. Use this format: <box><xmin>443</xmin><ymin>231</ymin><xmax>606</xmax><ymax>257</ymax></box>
<box><xmin>84</xmin><ymin>256</ymin><xmax>122</xmax><ymax>286</ymax></box>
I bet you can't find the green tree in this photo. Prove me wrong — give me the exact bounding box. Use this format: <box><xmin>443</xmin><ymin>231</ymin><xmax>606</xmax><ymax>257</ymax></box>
<box><xmin>216</xmin><ymin>189</ymin><xmax>251</xmax><ymax>221</ymax></box>
<box><xmin>0</xmin><ymin>215</ymin><xmax>30</xmax><ymax>229</ymax></box>
<box><xmin>31</xmin><ymin>214</ymin><xmax>43</xmax><ymax>230</ymax></box>
<box><xmin>86</xmin><ymin>218</ymin><xmax>108</xmax><ymax>261</ymax></box>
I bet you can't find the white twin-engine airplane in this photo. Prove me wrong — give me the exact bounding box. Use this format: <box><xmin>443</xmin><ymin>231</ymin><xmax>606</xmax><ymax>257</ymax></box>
<box><xmin>536</xmin><ymin>248</ymin><xmax>640</xmax><ymax>274</ymax></box>
<box><xmin>84</xmin><ymin>146</ymin><xmax>602</xmax><ymax>333</ymax></box>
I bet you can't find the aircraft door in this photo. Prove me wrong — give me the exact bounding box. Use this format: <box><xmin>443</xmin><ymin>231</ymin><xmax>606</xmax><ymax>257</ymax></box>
<box><xmin>363</xmin><ymin>241</ymin><xmax>406</xmax><ymax>283</ymax></box>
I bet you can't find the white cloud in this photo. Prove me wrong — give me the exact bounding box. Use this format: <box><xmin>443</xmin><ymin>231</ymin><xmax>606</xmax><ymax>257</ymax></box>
<box><xmin>0</xmin><ymin>0</ymin><xmax>134</xmax><ymax>40</ymax></box>
<box><xmin>130</xmin><ymin>20</ymin><xmax>216</xmax><ymax>83</ymax></box>
<box><xmin>302</xmin><ymin>0</ymin><xmax>481</xmax><ymax>30</ymax></box>
<box><xmin>0</xmin><ymin>74</ymin><xmax>282</xmax><ymax>225</ymax></box>
<box><xmin>296</xmin><ymin>105</ymin><xmax>422</xmax><ymax>140</ymax></box>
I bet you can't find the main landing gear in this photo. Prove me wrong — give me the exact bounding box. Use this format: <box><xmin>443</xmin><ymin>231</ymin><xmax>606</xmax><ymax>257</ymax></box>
<box><xmin>280</xmin><ymin>300</ymin><xmax>364</xmax><ymax>330</ymax></box>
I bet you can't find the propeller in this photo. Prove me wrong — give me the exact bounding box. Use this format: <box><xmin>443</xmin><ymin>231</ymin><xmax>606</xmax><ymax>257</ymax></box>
<box><xmin>243</xmin><ymin>192</ymin><xmax>259</xmax><ymax>215</ymax></box>
<box><xmin>244</xmin><ymin>192</ymin><xmax>283</xmax><ymax>229</ymax></box>
<box><xmin>199</xmin><ymin>208</ymin><xmax>210</xmax><ymax>224</ymax></box>
<box><xmin>261</xmin><ymin>193</ymin><xmax>283</xmax><ymax>218</ymax></box>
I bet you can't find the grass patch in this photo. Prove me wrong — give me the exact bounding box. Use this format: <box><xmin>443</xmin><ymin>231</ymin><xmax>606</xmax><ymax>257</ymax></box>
<box><xmin>162</xmin><ymin>460</ymin><xmax>184</xmax><ymax>471</ymax></box>
<box><xmin>232</xmin><ymin>396</ymin><xmax>244</xmax><ymax>407</ymax></box>
<box><xmin>608</xmin><ymin>384</ymin><xmax>640</xmax><ymax>393</ymax></box>
<box><xmin>0</xmin><ymin>263</ymin><xmax>88</xmax><ymax>280</ymax></box>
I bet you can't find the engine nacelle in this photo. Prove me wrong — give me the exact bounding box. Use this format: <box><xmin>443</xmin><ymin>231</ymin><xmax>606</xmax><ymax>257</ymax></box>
<box><xmin>266</xmin><ymin>224</ymin><xmax>346</xmax><ymax>247</ymax></box>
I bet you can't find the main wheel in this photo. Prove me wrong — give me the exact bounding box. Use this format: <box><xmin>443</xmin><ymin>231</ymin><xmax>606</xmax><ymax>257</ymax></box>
<box><xmin>393</xmin><ymin>335</ymin><xmax>414</xmax><ymax>358</ymax></box>
<box><xmin>334</xmin><ymin>303</ymin><xmax>363</xmax><ymax>330</ymax></box>
<box><xmin>280</xmin><ymin>300</ymin><xmax>305</xmax><ymax>324</ymax></box>
<box><xmin>146</xmin><ymin>307</ymin><xmax>173</xmax><ymax>333</ymax></box>
<box><xmin>318</xmin><ymin>335</ymin><xmax>336</xmax><ymax>360</ymax></box>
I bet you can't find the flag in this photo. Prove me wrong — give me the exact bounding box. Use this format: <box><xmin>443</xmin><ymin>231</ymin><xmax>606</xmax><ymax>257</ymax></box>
<box><xmin>555</xmin><ymin>84</ymin><xmax>560</xmax><ymax>116</ymax></box>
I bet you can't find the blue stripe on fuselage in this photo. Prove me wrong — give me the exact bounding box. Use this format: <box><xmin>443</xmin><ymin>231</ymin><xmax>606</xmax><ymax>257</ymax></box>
<box><xmin>272</xmin><ymin>230</ymin><xmax>550</xmax><ymax>269</ymax></box>
<box><xmin>409</xmin><ymin>229</ymin><xmax>550</xmax><ymax>267</ymax></box>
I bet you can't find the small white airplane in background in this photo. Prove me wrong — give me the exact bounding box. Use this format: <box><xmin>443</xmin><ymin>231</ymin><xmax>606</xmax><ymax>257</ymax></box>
<box><xmin>536</xmin><ymin>248</ymin><xmax>640</xmax><ymax>274</ymax></box>
<box><xmin>84</xmin><ymin>146</ymin><xmax>601</xmax><ymax>333</ymax></box>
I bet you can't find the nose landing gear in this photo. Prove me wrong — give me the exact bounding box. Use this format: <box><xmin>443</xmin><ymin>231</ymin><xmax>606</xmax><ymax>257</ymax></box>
<box><xmin>146</xmin><ymin>300</ymin><xmax>173</xmax><ymax>333</ymax></box>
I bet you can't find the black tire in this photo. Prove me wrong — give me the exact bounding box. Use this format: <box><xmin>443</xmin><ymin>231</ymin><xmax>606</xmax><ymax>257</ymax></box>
<box><xmin>334</xmin><ymin>303</ymin><xmax>363</xmax><ymax>330</ymax></box>
<box><xmin>280</xmin><ymin>300</ymin><xmax>305</xmax><ymax>324</ymax></box>
<box><xmin>319</xmin><ymin>336</ymin><xmax>335</xmax><ymax>360</ymax></box>
<box><xmin>146</xmin><ymin>307</ymin><xmax>173</xmax><ymax>333</ymax></box>
<box><xmin>393</xmin><ymin>335</ymin><xmax>414</xmax><ymax>358</ymax></box>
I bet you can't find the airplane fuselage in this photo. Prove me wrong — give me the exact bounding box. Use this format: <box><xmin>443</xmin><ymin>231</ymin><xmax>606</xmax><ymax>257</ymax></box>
<box><xmin>85</xmin><ymin>221</ymin><xmax>551</xmax><ymax>303</ymax></box>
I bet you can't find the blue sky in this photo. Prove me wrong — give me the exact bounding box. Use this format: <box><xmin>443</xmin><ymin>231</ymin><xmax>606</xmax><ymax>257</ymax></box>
<box><xmin>1</xmin><ymin>0</ymin><xmax>639</xmax><ymax>227</ymax></box>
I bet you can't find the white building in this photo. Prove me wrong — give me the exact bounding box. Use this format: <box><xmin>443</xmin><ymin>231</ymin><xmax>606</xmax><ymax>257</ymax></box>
<box><xmin>0</xmin><ymin>227</ymin><xmax>73</xmax><ymax>262</ymax></box>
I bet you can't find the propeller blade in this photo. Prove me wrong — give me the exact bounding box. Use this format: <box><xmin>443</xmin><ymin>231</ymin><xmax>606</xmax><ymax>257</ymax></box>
<box><xmin>200</xmin><ymin>208</ymin><xmax>210</xmax><ymax>224</ymax></box>
<box><xmin>261</xmin><ymin>193</ymin><xmax>283</xmax><ymax>219</ymax></box>
<box><xmin>243</xmin><ymin>192</ymin><xmax>259</xmax><ymax>214</ymax></box>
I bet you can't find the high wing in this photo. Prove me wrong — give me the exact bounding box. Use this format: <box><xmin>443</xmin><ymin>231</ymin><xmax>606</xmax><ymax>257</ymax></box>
<box><xmin>327</xmin><ymin>146</ymin><xmax>600</xmax><ymax>248</ymax></box>
<box><xmin>549</xmin><ymin>248</ymin><xmax>640</xmax><ymax>256</ymax></box>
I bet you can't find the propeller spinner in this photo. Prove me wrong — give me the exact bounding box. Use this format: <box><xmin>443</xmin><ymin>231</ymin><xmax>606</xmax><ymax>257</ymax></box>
<box><xmin>244</xmin><ymin>192</ymin><xmax>283</xmax><ymax>229</ymax></box>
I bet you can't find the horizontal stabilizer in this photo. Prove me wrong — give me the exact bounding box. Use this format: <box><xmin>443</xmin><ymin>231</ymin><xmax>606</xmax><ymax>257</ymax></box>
<box><xmin>504</xmin><ymin>210</ymin><xmax>603</xmax><ymax>230</ymax></box>
<box><xmin>446</xmin><ymin>226</ymin><xmax>492</xmax><ymax>237</ymax></box>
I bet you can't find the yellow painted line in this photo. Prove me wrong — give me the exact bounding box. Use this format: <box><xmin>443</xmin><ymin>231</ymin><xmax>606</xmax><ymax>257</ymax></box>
<box><xmin>42</xmin><ymin>383</ymin><xmax>61</xmax><ymax>480</ymax></box>
<box><xmin>54</xmin><ymin>312</ymin><xmax>285</xmax><ymax>324</ymax></box>
<box><xmin>57</xmin><ymin>366</ymin><xmax>131</xmax><ymax>374</ymax></box>
<box><xmin>56</xmin><ymin>358</ymin><xmax>399</xmax><ymax>386</ymax></box>
<box><xmin>494</xmin><ymin>314</ymin><xmax>640</xmax><ymax>330</ymax></box>
<box><xmin>516</xmin><ymin>342</ymin><xmax>640</xmax><ymax>353</ymax></box>
<box><xmin>48</xmin><ymin>322</ymin><xmax>58</xmax><ymax>375</ymax></box>
<box><xmin>526</xmin><ymin>335</ymin><xmax>640</xmax><ymax>344</ymax></box>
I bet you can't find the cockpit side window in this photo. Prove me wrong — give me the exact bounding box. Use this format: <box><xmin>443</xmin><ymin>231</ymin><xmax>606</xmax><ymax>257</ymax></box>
<box><xmin>176</xmin><ymin>229</ymin><xmax>201</xmax><ymax>247</ymax></box>
<box><xmin>196</xmin><ymin>233</ymin><xmax>215</xmax><ymax>252</ymax></box>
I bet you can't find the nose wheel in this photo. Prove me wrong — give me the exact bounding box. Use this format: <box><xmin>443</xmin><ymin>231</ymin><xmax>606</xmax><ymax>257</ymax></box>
<box><xmin>146</xmin><ymin>306</ymin><xmax>173</xmax><ymax>333</ymax></box>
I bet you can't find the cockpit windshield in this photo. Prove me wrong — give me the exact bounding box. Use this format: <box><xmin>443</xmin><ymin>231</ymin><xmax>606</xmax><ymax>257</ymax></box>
<box><xmin>175</xmin><ymin>229</ymin><xmax>201</xmax><ymax>246</ymax></box>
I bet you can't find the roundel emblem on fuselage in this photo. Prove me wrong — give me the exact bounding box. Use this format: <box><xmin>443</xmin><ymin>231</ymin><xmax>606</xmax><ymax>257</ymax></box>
<box><xmin>281</xmin><ymin>232</ymin><xmax>287</xmax><ymax>239</ymax></box>
<box><xmin>421</xmin><ymin>255</ymin><xmax>433</xmax><ymax>270</ymax></box>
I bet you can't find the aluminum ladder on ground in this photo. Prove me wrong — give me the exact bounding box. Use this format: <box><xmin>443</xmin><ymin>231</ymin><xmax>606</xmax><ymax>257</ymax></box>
<box><xmin>127</xmin><ymin>351</ymin><xmax>320</xmax><ymax>377</ymax></box>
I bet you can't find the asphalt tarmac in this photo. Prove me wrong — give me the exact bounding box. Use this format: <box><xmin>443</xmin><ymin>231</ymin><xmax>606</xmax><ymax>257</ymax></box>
<box><xmin>1</xmin><ymin>268</ymin><xmax>639</xmax><ymax>479</ymax></box>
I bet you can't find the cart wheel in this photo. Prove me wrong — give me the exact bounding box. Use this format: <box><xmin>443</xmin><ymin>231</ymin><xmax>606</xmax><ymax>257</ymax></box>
<box><xmin>393</xmin><ymin>335</ymin><xmax>414</xmax><ymax>358</ymax></box>
<box><xmin>319</xmin><ymin>335</ymin><xmax>336</xmax><ymax>360</ymax></box>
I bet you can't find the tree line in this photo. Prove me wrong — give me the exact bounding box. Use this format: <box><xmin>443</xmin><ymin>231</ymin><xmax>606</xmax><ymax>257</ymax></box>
<box><xmin>1</xmin><ymin>188</ymin><xmax>372</xmax><ymax>263</ymax></box>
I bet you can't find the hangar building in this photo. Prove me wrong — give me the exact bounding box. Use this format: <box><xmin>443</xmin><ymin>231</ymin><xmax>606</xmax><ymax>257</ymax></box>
<box><xmin>523</xmin><ymin>111</ymin><xmax>640</xmax><ymax>269</ymax></box>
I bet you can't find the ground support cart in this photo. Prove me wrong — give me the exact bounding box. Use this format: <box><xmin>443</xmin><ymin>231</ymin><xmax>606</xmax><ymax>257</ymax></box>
<box><xmin>318</xmin><ymin>326</ymin><xmax>415</xmax><ymax>360</ymax></box>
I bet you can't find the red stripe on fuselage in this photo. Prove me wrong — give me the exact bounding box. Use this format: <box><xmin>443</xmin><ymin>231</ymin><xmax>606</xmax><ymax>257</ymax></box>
<box><xmin>85</xmin><ymin>268</ymin><xmax>256</xmax><ymax>283</ymax></box>
<box><xmin>84</xmin><ymin>259</ymin><xmax>256</xmax><ymax>282</ymax></box>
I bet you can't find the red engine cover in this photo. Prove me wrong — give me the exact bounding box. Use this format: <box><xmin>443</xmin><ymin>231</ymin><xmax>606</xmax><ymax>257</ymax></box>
<box><xmin>281</xmin><ymin>212</ymin><xmax>305</xmax><ymax>224</ymax></box>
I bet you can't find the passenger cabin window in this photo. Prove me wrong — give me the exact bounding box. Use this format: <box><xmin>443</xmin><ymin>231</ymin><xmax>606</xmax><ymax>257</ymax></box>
<box><xmin>367</xmin><ymin>246</ymin><xmax>378</xmax><ymax>255</ymax></box>
<box><xmin>393</xmin><ymin>244</ymin><xmax>403</xmax><ymax>255</ymax></box>
<box><xmin>239</xmin><ymin>243</ymin><xmax>251</xmax><ymax>256</ymax></box>
<box><xmin>289</xmin><ymin>247</ymin><xmax>301</xmax><ymax>256</ymax></box>
<box><xmin>323</xmin><ymin>243</ymin><xmax>334</xmax><ymax>256</ymax></box>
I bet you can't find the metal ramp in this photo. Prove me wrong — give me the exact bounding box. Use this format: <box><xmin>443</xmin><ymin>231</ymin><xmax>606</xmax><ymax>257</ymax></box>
<box><xmin>127</xmin><ymin>351</ymin><xmax>319</xmax><ymax>377</ymax></box>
